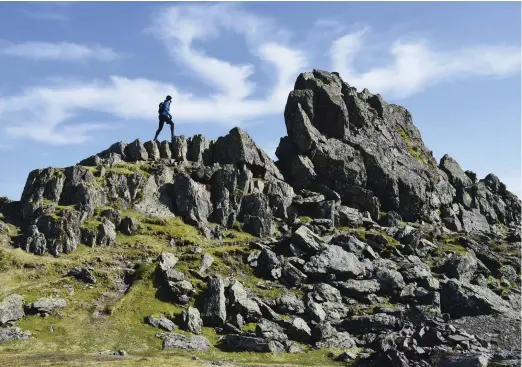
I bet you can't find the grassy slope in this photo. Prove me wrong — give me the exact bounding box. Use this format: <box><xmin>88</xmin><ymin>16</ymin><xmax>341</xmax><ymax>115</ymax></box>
<box><xmin>0</xmin><ymin>214</ymin><xmax>345</xmax><ymax>367</ymax></box>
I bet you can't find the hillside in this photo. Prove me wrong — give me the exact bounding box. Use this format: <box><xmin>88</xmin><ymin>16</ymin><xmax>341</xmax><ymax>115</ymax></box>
<box><xmin>0</xmin><ymin>70</ymin><xmax>520</xmax><ymax>367</ymax></box>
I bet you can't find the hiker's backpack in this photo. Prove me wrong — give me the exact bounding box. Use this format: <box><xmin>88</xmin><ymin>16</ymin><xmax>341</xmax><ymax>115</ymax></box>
<box><xmin>158</xmin><ymin>102</ymin><xmax>164</xmax><ymax>114</ymax></box>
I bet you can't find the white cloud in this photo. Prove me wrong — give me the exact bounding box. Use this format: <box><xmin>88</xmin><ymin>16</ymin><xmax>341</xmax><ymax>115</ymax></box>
<box><xmin>331</xmin><ymin>29</ymin><xmax>521</xmax><ymax>98</ymax></box>
<box><xmin>0</xmin><ymin>3</ymin><xmax>307</xmax><ymax>145</ymax></box>
<box><xmin>0</xmin><ymin>42</ymin><xmax>119</xmax><ymax>62</ymax></box>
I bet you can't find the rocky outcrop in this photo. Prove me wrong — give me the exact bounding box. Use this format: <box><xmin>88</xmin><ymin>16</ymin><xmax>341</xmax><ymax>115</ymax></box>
<box><xmin>276</xmin><ymin>69</ymin><xmax>520</xmax><ymax>231</ymax></box>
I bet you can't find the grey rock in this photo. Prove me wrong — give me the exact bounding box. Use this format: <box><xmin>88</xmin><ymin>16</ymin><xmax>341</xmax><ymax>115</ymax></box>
<box><xmin>224</xmin><ymin>334</ymin><xmax>285</xmax><ymax>353</ymax></box>
<box><xmin>375</xmin><ymin>265</ymin><xmax>406</xmax><ymax>294</ymax></box>
<box><xmin>0</xmin><ymin>294</ymin><xmax>24</xmax><ymax>326</ymax></box>
<box><xmin>181</xmin><ymin>307</ymin><xmax>203</xmax><ymax>335</ymax></box>
<box><xmin>334</xmin><ymin>279</ymin><xmax>380</xmax><ymax>300</ymax></box>
<box><xmin>173</xmin><ymin>173</ymin><xmax>212</xmax><ymax>225</ymax></box>
<box><xmin>124</xmin><ymin>139</ymin><xmax>148</xmax><ymax>162</ymax></box>
<box><xmin>199</xmin><ymin>253</ymin><xmax>214</xmax><ymax>274</ymax></box>
<box><xmin>227</xmin><ymin>280</ymin><xmax>262</xmax><ymax>322</ymax></box>
<box><xmin>287</xmin><ymin>317</ymin><xmax>312</xmax><ymax>343</ymax></box>
<box><xmin>0</xmin><ymin>327</ymin><xmax>31</xmax><ymax>343</ymax></box>
<box><xmin>280</xmin><ymin>262</ymin><xmax>307</xmax><ymax>287</ymax></box>
<box><xmin>240</xmin><ymin>193</ymin><xmax>273</xmax><ymax>237</ymax></box>
<box><xmin>256</xmin><ymin>249</ymin><xmax>282</xmax><ymax>280</ymax></box>
<box><xmin>157</xmin><ymin>252</ymin><xmax>179</xmax><ymax>272</ymax></box>
<box><xmin>303</xmin><ymin>245</ymin><xmax>364</xmax><ymax>277</ymax></box>
<box><xmin>144</xmin><ymin>140</ymin><xmax>161</xmax><ymax>161</ymax></box>
<box><xmin>437</xmin><ymin>253</ymin><xmax>477</xmax><ymax>282</ymax></box>
<box><xmin>201</xmin><ymin>275</ymin><xmax>227</xmax><ymax>326</ymax></box>
<box><xmin>308</xmin><ymin>283</ymin><xmax>343</xmax><ymax>304</ymax></box>
<box><xmin>340</xmin><ymin>313</ymin><xmax>400</xmax><ymax>334</ymax></box>
<box><xmin>255</xmin><ymin>319</ymin><xmax>287</xmax><ymax>342</ymax></box>
<box><xmin>159</xmin><ymin>140</ymin><xmax>172</xmax><ymax>160</ymax></box>
<box><xmin>97</xmin><ymin>218</ymin><xmax>116</xmax><ymax>246</ymax></box>
<box><xmin>162</xmin><ymin>333</ymin><xmax>211</xmax><ymax>351</ymax></box>
<box><xmin>500</xmin><ymin>265</ymin><xmax>518</xmax><ymax>283</ymax></box>
<box><xmin>212</xmin><ymin>127</ymin><xmax>283</xmax><ymax>181</ymax></box>
<box><xmin>67</xmin><ymin>267</ymin><xmax>96</xmax><ymax>284</ymax></box>
<box><xmin>440</xmin><ymin>279</ymin><xmax>515</xmax><ymax>318</ymax></box>
<box><xmin>146</xmin><ymin>315</ymin><xmax>176</xmax><ymax>332</ymax></box>
<box><xmin>119</xmin><ymin>216</ymin><xmax>138</xmax><ymax>235</ymax></box>
<box><xmin>336</xmin><ymin>205</ymin><xmax>364</xmax><ymax>227</ymax></box>
<box><xmin>440</xmin><ymin>154</ymin><xmax>473</xmax><ymax>188</ymax></box>
<box><xmin>276</xmin><ymin>293</ymin><xmax>305</xmax><ymax>315</ymax></box>
<box><xmin>168</xmin><ymin>280</ymin><xmax>195</xmax><ymax>304</ymax></box>
<box><xmin>27</xmin><ymin>297</ymin><xmax>67</xmax><ymax>315</ymax></box>
<box><xmin>292</xmin><ymin>225</ymin><xmax>326</xmax><ymax>254</ymax></box>
<box><xmin>171</xmin><ymin>136</ymin><xmax>188</xmax><ymax>161</ymax></box>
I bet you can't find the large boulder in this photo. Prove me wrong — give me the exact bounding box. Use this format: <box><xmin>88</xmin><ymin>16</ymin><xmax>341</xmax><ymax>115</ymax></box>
<box><xmin>173</xmin><ymin>173</ymin><xmax>213</xmax><ymax>226</ymax></box>
<box><xmin>201</xmin><ymin>276</ymin><xmax>227</xmax><ymax>327</ymax></box>
<box><xmin>303</xmin><ymin>245</ymin><xmax>364</xmax><ymax>278</ymax></box>
<box><xmin>0</xmin><ymin>295</ymin><xmax>24</xmax><ymax>326</ymax></box>
<box><xmin>162</xmin><ymin>333</ymin><xmax>211</xmax><ymax>351</ymax></box>
<box><xmin>212</xmin><ymin>127</ymin><xmax>283</xmax><ymax>180</ymax></box>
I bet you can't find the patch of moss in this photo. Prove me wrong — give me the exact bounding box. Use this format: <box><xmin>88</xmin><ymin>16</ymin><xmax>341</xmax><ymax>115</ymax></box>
<box><xmin>299</xmin><ymin>216</ymin><xmax>313</xmax><ymax>223</ymax></box>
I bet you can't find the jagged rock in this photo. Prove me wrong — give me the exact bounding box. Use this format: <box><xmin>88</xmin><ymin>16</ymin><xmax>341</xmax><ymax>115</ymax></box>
<box><xmin>379</xmin><ymin>211</ymin><xmax>403</xmax><ymax>227</ymax></box>
<box><xmin>146</xmin><ymin>315</ymin><xmax>176</xmax><ymax>332</ymax></box>
<box><xmin>440</xmin><ymin>279</ymin><xmax>515</xmax><ymax>318</ymax></box>
<box><xmin>227</xmin><ymin>280</ymin><xmax>262</xmax><ymax>322</ymax></box>
<box><xmin>437</xmin><ymin>253</ymin><xmax>477</xmax><ymax>282</ymax></box>
<box><xmin>124</xmin><ymin>139</ymin><xmax>148</xmax><ymax>162</ymax></box>
<box><xmin>0</xmin><ymin>294</ymin><xmax>24</xmax><ymax>326</ymax></box>
<box><xmin>0</xmin><ymin>327</ymin><xmax>31</xmax><ymax>343</ymax></box>
<box><xmin>212</xmin><ymin>127</ymin><xmax>283</xmax><ymax>181</ymax></box>
<box><xmin>181</xmin><ymin>307</ymin><xmax>203</xmax><ymax>335</ymax></box>
<box><xmin>97</xmin><ymin>218</ymin><xmax>116</xmax><ymax>246</ymax></box>
<box><xmin>499</xmin><ymin>265</ymin><xmax>518</xmax><ymax>282</ymax></box>
<box><xmin>440</xmin><ymin>155</ymin><xmax>473</xmax><ymax>189</ymax></box>
<box><xmin>275</xmin><ymin>293</ymin><xmax>305</xmax><ymax>315</ymax></box>
<box><xmin>340</xmin><ymin>313</ymin><xmax>401</xmax><ymax>334</ymax></box>
<box><xmin>336</xmin><ymin>205</ymin><xmax>365</xmax><ymax>227</ymax></box>
<box><xmin>255</xmin><ymin>319</ymin><xmax>287</xmax><ymax>342</ymax></box>
<box><xmin>280</xmin><ymin>262</ymin><xmax>307</xmax><ymax>287</ymax></box>
<box><xmin>67</xmin><ymin>267</ymin><xmax>96</xmax><ymax>284</ymax></box>
<box><xmin>303</xmin><ymin>245</ymin><xmax>364</xmax><ymax>278</ymax></box>
<box><xmin>159</xmin><ymin>140</ymin><xmax>172</xmax><ymax>159</ymax></box>
<box><xmin>171</xmin><ymin>136</ymin><xmax>188</xmax><ymax>161</ymax></box>
<box><xmin>202</xmin><ymin>275</ymin><xmax>226</xmax><ymax>327</ymax></box>
<box><xmin>265</xmin><ymin>180</ymin><xmax>295</xmax><ymax>219</ymax></box>
<box><xmin>334</xmin><ymin>279</ymin><xmax>380</xmax><ymax>300</ymax></box>
<box><xmin>157</xmin><ymin>252</ymin><xmax>179</xmax><ymax>272</ymax></box>
<box><xmin>313</xmin><ymin>322</ymin><xmax>356</xmax><ymax>349</ymax></box>
<box><xmin>374</xmin><ymin>264</ymin><xmax>406</xmax><ymax>294</ymax></box>
<box><xmin>26</xmin><ymin>297</ymin><xmax>67</xmax><ymax>315</ymax></box>
<box><xmin>162</xmin><ymin>333</ymin><xmax>211</xmax><ymax>351</ymax></box>
<box><xmin>144</xmin><ymin>140</ymin><xmax>160</xmax><ymax>161</ymax></box>
<box><xmin>461</xmin><ymin>209</ymin><xmax>491</xmax><ymax>233</ymax></box>
<box><xmin>100</xmin><ymin>208</ymin><xmax>121</xmax><ymax>227</ymax></box>
<box><xmin>168</xmin><ymin>280</ymin><xmax>195</xmax><ymax>305</ymax></box>
<box><xmin>240</xmin><ymin>193</ymin><xmax>273</xmax><ymax>237</ymax></box>
<box><xmin>199</xmin><ymin>253</ymin><xmax>214</xmax><ymax>274</ymax></box>
<box><xmin>433</xmin><ymin>352</ymin><xmax>489</xmax><ymax>367</ymax></box>
<box><xmin>308</xmin><ymin>283</ymin><xmax>343</xmax><ymax>304</ymax></box>
<box><xmin>187</xmin><ymin>135</ymin><xmax>212</xmax><ymax>164</ymax></box>
<box><xmin>291</xmin><ymin>225</ymin><xmax>326</xmax><ymax>254</ymax></box>
<box><xmin>173</xmin><ymin>173</ymin><xmax>212</xmax><ymax>225</ymax></box>
<box><xmin>305</xmin><ymin>299</ymin><xmax>326</xmax><ymax>322</ymax></box>
<box><xmin>256</xmin><ymin>249</ymin><xmax>282</xmax><ymax>280</ymax></box>
<box><xmin>286</xmin><ymin>317</ymin><xmax>312</xmax><ymax>343</ymax></box>
<box><xmin>224</xmin><ymin>334</ymin><xmax>285</xmax><ymax>353</ymax></box>
<box><xmin>119</xmin><ymin>216</ymin><xmax>138</xmax><ymax>235</ymax></box>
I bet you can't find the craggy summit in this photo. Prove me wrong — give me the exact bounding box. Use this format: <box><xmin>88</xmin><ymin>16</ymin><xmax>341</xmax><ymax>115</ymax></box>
<box><xmin>0</xmin><ymin>70</ymin><xmax>520</xmax><ymax>366</ymax></box>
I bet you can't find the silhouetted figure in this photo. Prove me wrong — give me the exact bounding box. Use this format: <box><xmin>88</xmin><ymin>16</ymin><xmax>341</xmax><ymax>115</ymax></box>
<box><xmin>154</xmin><ymin>95</ymin><xmax>174</xmax><ymax>142</ymax></box>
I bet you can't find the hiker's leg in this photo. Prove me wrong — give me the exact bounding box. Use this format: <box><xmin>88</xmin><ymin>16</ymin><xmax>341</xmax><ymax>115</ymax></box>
<box><xmin>154</xmin><ymin>117</ymin><xmax>165</xmax><ymax>141</ymax></box>
<box><xmin>168</xmin><ymin>119</ymin><xmax>174</xmax><ymax>141</ymax></box>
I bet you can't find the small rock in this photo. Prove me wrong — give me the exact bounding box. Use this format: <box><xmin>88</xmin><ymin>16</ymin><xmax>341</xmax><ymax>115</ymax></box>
<box><xmin>146</xmin><ymin>315</ymin><xmax>177</xmax><ymax>332</ymax></box>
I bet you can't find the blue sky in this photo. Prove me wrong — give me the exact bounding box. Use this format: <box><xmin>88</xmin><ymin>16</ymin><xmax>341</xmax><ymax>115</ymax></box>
<box><xmin>0</xmin><ymin>1</ymin><xmax>520</xmax><ymax>200</ymax></box>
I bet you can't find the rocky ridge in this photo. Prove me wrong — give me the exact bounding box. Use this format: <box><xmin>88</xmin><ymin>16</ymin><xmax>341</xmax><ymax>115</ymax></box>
<box><xmin>0</xmin><ymin>70</ymin><xmax>520</xmax><ymax>366</ymax></box>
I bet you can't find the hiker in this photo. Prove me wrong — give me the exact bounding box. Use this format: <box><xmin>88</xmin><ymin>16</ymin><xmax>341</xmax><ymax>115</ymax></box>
<box><xmin>154</xmin><ymin>95</ymin><xmax>174</xmax><ymax>142</ymax></box>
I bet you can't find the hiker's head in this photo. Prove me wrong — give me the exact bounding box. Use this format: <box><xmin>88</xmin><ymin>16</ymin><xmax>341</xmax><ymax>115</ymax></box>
<box><xmin>166</xmin><ymin>95</ymin><xmax>172</xmax><ymax>101</ymax></box>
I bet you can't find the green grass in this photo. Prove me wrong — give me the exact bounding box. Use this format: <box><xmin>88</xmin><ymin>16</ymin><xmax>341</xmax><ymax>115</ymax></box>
<box><xmin>396</xmin><ymin>128</ymin><xmax>435</xmax><ymax>168</ymax></box>
<box><xmin>298</xmin><ymin>216</ymin><xmax>312</xmax><ymax>223</ymax></box>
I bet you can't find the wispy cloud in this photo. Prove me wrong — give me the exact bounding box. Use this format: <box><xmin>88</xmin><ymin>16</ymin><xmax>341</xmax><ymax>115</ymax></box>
<box><xmin>331</xmin><ymin>28</ymin><xmax>521</xmax><ymax>98</ymax></box>
<box><xmin>0</xmin><ymin>42</ymin><xmax>120</xmax><ymax>62</ymax></box>
<box><xmin>0</xmin><ymin>4</ymin><xmax>520</xmax><ymax>147</ymax></box>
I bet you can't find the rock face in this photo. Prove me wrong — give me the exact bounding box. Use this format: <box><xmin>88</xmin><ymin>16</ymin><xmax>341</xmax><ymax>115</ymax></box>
<box><xmin>0</xmin><ymin>295</ymin><xmax>25</xmax><ymax>325</ymax></box>
<box><xmin>276</xmin><ymin>69</ymin><xmax>520</xmax><ymax>229</ymax></box>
